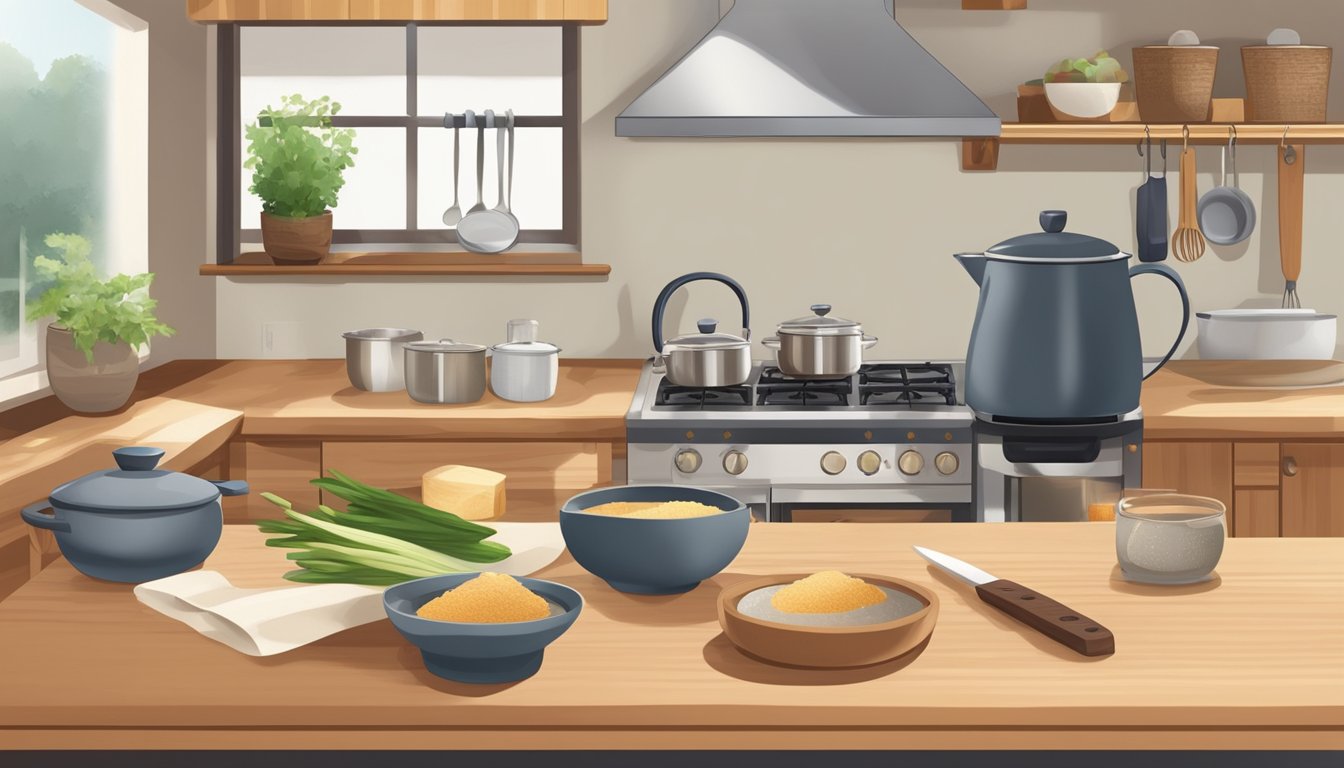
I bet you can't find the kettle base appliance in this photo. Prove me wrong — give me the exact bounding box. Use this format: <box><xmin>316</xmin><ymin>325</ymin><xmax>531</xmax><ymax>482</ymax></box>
<box><xmin>974</xmin><ymin>411</ymin><xmax>1143</xmax><ymax>523</ymax></box>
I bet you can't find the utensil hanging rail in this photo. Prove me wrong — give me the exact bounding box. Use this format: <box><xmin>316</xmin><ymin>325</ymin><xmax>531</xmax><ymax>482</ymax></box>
<box><xmin>256</xmin><ymin>115</ymin><xmax>560</xmax><ymax>128</ymax></box>
<box><xmin>962</xmin><ymin>122</ymin><xmax>1344</xmax><ymax>170</ymax></box>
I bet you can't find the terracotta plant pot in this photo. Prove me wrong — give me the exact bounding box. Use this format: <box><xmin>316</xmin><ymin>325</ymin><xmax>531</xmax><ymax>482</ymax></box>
<box><xmin>260</xmin><ymin>211</ymin><xmax>333</xmax><ymax>265</ymax></box>
<box><xmin>45</xmin><ymin>325</ymin><xmax>139</xmax><ymax>414</ymax></box>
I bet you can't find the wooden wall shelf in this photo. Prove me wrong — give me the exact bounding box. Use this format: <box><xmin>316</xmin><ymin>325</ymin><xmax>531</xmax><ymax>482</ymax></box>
<box><xmin>186</xmin><ymin>0</ymin><xmax>608</xmax><ymax>23</ymax></box>
<box><xmin>962</xmin><ymin>0</ymin><xmax>1026</xmax><ymax>9</ymax></box>
<box><xmin>201</xmin><ymin>250</ymin><xmax>609</xmax><ymax>277</ymax></box>
<box><xmin>962</xmin><ymin>123</ymin><xmax>1344</xmax><ymax>170</ymax></box>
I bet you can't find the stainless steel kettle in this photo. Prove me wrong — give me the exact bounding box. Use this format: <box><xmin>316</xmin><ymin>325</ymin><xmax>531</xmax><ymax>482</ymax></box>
<box><xmin>956</xmin><ymin>210</ymin><xmax>1190</xmax><ymax>421</ymax></box>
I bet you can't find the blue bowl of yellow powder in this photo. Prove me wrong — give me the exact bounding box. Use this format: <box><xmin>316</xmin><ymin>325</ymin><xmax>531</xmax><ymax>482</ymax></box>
<box><xmin>384</xmin><ymin>573</ymin><xmax>583</xmax><ymax>684</ymax></box>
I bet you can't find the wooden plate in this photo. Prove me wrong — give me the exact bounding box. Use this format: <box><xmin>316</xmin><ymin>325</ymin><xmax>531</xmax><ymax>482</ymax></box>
<box><xmin>717</xmin><ymin>573</ymin><xmax>939</xmax><ymax>669</ymax></box>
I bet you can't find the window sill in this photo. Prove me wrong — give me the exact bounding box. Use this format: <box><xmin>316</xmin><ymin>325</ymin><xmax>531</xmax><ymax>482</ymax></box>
<box><xmin>200</xmin><ymin>249</ymin><xmax>610</xmax><ymax>278</ymax></box>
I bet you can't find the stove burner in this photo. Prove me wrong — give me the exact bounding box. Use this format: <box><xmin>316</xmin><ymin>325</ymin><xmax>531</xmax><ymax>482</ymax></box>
<box><xmin>858</xmin><ymin>363</ymin><xmax>957</xmax><ymax>407</ymax></box>
<box><xmin>756</xmin><ymin>367</ymin><xmax>852</xmax><ymax>407</ymax></box>
<box><xmin>654</xmin><ymin>381</ymin><xmax>752</xmax><ymax>409</ymax></box>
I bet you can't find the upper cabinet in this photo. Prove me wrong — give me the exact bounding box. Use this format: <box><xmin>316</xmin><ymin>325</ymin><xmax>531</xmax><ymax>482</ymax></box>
<box><xmin>186</xmin><ymin>0</ymin><xmax>608</xmax><ymax>23</ymax></box>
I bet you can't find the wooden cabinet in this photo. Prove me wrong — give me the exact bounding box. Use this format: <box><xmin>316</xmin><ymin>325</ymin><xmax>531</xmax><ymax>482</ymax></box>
<box><xmin>1142</xmin><ymin>442</ymin><xmax>1233</xmax><ymax>511</ymax></box>
<box><xmin>230</xmin><ymin>440</ymin><xmax>322</xmax><ymax>522</ymax></box>
<box><xmin>187</xmin><ymin>0</ymin><xmax>607</xmax><ymax>22</ymax></box>
<box><xmin>229</xmin><ymin>438</ymin><xmax>615</xmax><ymax>523</ymax></box>
<box><xmin>321</xmin><ymin>441</ymin><xmax>613</xmax><ymax>522</ymax></box>
<box><xmin>1145</xmin><ymin>440</ymin><xmax>1344</xmax><ymax>538</ymax></box>
<box><xmin>1281</xmin><ymin>443</ymin><xmax>1344</xmax><ymax>537</ymax></box>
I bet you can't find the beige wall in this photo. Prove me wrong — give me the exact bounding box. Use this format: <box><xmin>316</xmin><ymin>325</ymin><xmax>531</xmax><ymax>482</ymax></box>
<box><xmin>215</xmin><ymin>0</ymin><xmax>1344</xmax><ymax>361</ymax></box>
<box><xmin>112</xmin><ymin>0</ymin><xmax>216</xmax><ymax>363</ymax></box>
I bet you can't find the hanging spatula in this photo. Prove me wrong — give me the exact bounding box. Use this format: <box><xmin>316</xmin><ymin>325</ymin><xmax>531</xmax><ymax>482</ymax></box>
<box><xmin>1279</xmin><ymin>142</ymin><xmax>1305</xmax><ymax>307</ymax></box>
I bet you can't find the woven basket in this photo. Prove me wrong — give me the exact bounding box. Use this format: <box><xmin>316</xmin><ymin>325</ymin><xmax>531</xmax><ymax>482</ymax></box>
<box><xmin>1132</xmin><ymin>46</ymin><xmax>1219</xmax><ymax>123</ymax></box>
<box><xmin>1242</xmin><ymin>45</ymin><xmax>1331</xmax><ymax>122</ymax></box>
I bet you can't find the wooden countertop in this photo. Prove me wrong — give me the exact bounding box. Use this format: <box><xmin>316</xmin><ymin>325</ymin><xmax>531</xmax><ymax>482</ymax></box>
<box><xmin>1142</xmin><ymin>361</ymin><xmax>1344</xmax><ymax>439</ymax></box>
<box><xmin>1</xmin><ymin>523</ymin><xmax>1339</xmax><ymax>751</ymax></box>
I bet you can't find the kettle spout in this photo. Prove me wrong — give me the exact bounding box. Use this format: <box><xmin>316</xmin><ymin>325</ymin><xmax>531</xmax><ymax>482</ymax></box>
<box><xmin>954</xmin><ymin>253</ymin><xmax>987</xmax><ymax>286</ymax></box>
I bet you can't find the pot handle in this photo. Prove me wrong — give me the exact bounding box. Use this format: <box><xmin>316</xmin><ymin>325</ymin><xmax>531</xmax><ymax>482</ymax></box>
<box><xmin>761</xmin><ymin>337</ymin><xmax>781</xmax><ymax>349</ymax></box>
<box><xmin>651</xmin><ymin>272</ymin><xmax>750</xmax><ymax>353</ymax></box>
<box><xmin>211</xmin><ymin>480</ymin><xmax>250</xmax><ymax>497</ymax></box>
<box><xmin>861</xmin><ymin>334</ymin><xmax>879</xmax><ymax>350</ymax></box>
<box><xmin>21</xmin><ymin>501</ymin><xmax>71</xmax><ymax>533</ymax></box>
<box><xmin>1129</xmin><ymin>263</ymin><xmax>1190</xmax><ymax>380</ymax></box>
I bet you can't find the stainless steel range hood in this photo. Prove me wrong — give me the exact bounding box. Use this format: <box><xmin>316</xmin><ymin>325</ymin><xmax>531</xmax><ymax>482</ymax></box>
<box><xmin>615</xmin><ymin>0</ymin><xmax>1000</xmax><ymax>138</ymax></box>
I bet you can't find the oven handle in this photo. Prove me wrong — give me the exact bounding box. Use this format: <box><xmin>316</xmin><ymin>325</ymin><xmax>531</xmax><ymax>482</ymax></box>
<box><xmin>768</xmin><ymin>486</ymin><xmax>972</xmax><ymax>505</ymax></box>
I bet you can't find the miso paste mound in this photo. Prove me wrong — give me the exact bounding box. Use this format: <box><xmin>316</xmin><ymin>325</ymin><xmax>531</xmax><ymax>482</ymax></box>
<box><xmin>416</xmin><ymin>572</ymin><xmax>550</xmax><ymax>623</ymax></box>
<box><xmin>584</xmin><ymin>501</ymin><xmax>723</xmax><ymax>519</ymax></box>
<box><xmin>770</xmin><ymin>571</ymin><xmax>888</xmax><ymax>614</ymax></box>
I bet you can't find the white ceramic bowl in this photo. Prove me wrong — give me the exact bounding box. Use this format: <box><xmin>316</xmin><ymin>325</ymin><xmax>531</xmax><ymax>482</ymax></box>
<box><xmin>1044</xmin><ymin>82</ymin><xmax>1122</xmax><ymax>119</ymax></box>
<box><xmin>1196</xmin><ymin>309</ymin><xmax>1337</xmax><ymax>360</ymax></box>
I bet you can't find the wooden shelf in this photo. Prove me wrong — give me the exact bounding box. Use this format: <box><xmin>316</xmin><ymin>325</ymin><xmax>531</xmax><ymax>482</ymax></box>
<box><xmin>186</xmin><ymin>0</ymin><xmax>607</xmax><ymax>23</ymax></box>
<box><xmin>963</xmin><ymin>122</ymin><xmax>1344</xmax><ymax>170</ymax></box>
<box><xmin>200</xmin><ymin>249</ymin><xmax>609</xmax><ymax>276</ymax></box>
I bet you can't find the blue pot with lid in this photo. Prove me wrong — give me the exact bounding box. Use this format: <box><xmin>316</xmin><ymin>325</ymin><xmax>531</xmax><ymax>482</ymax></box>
<box><xmin>21</xmin><ymin>446</ymin><xmax>249</xmax><ymax>583</ymax></box>
<box><xmin>955</xmin><ymin>210</ymin><xmax>1191</xmax><ymax>421</ymax></box>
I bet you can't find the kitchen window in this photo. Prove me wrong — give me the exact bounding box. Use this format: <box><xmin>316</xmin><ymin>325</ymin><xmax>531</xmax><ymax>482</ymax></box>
<box><xmin>0</xmin><ymin>0</ymin><xmax>147</xmax><ymax>388</ymax></box>
<box><xmin>218</xmin><ymin>23</ymin><xmax>578</xmax><ymax>260</ymax></box>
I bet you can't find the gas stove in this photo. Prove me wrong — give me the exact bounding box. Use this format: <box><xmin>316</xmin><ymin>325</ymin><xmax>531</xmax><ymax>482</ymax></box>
<box><xmin>626</xmin><ymin>361</ymin><xmax>975</xmax><ymax>522</ymax></box>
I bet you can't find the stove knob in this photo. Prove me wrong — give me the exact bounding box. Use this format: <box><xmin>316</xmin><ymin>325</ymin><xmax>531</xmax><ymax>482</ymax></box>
<box><xmin>674</xmin><ymin>449</ymin><xmax>702</xmax><ymax>474</ymax></box>
<box><xmin>820</xmin><ymin>451</ymin><xmax>847</xmax><ymax>475</ymax></box>
<box><xmin>898</xmin><ymin>450</ymin><xmax>925</xmax><ymax>476</ymax></box>
<box><xmin>723</xmin><ymin>450</ymin><xmax>748</xmax><ymax>476</ymax></box>
<box><xmin>857</xmin><ymin>450</ymin><xmax>883</xmax><ymax>476</ymax></box>
<box><xmin>934</xmin><ymin>451</ymin><xmax>960</xmax><ymax>476</ymax></box>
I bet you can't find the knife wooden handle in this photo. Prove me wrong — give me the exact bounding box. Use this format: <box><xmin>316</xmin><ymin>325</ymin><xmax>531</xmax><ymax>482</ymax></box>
<box><xmin>975</xmin><ymin>579</ymin><xmax>1114</xmax><ymax>657</ymax></box>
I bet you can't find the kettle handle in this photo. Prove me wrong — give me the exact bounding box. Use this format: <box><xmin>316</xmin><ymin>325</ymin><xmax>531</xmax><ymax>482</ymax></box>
<box><xmin>651</xmin><ymin>272</ymin><xmax>750</xmax><ymax>353</ymax></box>
<box><xmin>1129</xmin><ymin>263</ymin><xmax>1190</xmax><ymax>380</ymax></box>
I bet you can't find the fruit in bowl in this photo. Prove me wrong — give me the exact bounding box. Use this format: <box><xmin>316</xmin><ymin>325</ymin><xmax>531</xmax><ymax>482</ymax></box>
<box><xmin>1042</xmin><ymin>51</ymin><xmax>1129</xmax><ymax>120</ymax></box>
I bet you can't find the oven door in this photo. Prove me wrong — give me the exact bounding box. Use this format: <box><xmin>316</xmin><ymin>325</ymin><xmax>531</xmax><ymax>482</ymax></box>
<box><xmin>767</xmin><ymin>486</ymin><xmax>975</xmax><ymax>523</ymax></box>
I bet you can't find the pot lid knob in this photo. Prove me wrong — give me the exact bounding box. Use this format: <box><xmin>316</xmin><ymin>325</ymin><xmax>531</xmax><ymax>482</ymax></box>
<box><xmin>697</xmin><ymin>318</ymin><xmax>718</xmax><ymax>334</ymax></box>
<box><xmin>1039</xmin><ymin>210</ymin><xmax>1067</xmax><ymax>233</ymax></box>
<box><xmin>113</xmin><ymin>446</ymin><xmax>165</xmax><ymax>472</ymax></box>
<box><xmin>810</xmin><ymin>304</ymin><xmax>832</xmax><ymax>316</ymax></box>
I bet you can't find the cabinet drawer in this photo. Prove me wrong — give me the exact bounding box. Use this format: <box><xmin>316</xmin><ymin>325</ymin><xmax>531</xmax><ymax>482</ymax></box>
<box><xmin>1234</xmin><ymin>443</ymin><xmax>1280</xmax><ymax>487</ymax></box>
<box><xmin>235</xmin><ymin>440</ymin><xmax>322</xmax><ymax>521</ymax></box>
<box><xmin>1233</xmin><ymin>489</ymin><xmax>1280</xmax><ymax>537</ymax></box>
<box><xmin>1142</xmin><ymin>442</ymin><xmax>1233</xmax><ymax>511</ymax></box>
<box><xmin>322</xmin><ymin>441</ymin><xmax>613</xmax><ymax>522</ymax></box>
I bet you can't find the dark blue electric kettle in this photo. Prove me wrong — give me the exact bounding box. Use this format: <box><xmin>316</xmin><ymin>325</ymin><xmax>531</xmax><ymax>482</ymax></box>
<box><xmin>955</xmin><ymin>210</ymin><xmax>1190</xmax><ymax>421</ymax></box>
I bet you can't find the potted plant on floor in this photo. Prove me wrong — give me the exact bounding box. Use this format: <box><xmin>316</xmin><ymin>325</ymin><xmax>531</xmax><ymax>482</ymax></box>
<box><xmin>245</xmin><ymin>94</ymin><xmax>358</xmax><ymax>265</ymax></box>
<box><xmin>25</xmin><ymin>233</ymin><xmax>174</xmax><ymax>413</ymax></box>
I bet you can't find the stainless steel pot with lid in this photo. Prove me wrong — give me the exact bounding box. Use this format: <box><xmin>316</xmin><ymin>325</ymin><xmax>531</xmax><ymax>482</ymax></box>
<box><xmin>652</xmin><ymin>272</ymin><xmax>752</xmax><ymax>387</ymax></box>
<box><xmin>404</xmin><ymin>339</ymin><xmax>487</xmax><ymax>404</ymax></box>
<box><xmin>762</xmin><ymin>304</ymin><xmax>878</xmax><ymax>379</ymax></box>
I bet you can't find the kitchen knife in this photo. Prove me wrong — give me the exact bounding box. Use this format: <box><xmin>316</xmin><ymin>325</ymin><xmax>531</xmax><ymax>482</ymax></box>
<box><xmin>913</xmin><ymin>546</ymin><xmax>1114</xmax><ymax>657</ymax></box>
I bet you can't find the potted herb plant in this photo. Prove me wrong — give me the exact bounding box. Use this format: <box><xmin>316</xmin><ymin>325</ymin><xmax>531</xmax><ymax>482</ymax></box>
<box><xmin>244</xmin><ymin>94</ymin><xmax>358</xmax><ymax>265</ymax></box>
<box><xmin>25</xmin><ymin>233</ymin><xmax>174</xmax><ymax>413</ymax></box>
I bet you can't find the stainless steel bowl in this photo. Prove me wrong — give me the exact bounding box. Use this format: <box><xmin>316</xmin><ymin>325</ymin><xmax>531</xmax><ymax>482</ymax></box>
<box><xmin>342</xmin><ymin>328</ymin><xmax>423</xmax><ymax>392</ymax></box>
<box><xmin>404</xmin><ymin>340</ymin><xmax>487</xmax><ymax>404</ymax></box>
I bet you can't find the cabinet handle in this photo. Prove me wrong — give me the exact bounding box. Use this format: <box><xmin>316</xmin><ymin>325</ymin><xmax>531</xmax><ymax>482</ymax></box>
<box><xmin>1282</xmin><ymin>456</ymin><xmax>1298</xmax><ymax>478</ymax></box>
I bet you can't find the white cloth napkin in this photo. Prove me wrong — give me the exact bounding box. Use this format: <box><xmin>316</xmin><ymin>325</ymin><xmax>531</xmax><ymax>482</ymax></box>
<box><xmin>133</xmin><ymin>522</ymin><xmax>566</xmax><ymax>656</ymax></box>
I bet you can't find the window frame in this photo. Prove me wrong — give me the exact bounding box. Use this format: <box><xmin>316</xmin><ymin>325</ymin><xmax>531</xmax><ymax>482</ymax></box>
<box><xmin>216</xmin><ymin>22</ymin><xmax>579</xmax><ymax>263</ymax></box>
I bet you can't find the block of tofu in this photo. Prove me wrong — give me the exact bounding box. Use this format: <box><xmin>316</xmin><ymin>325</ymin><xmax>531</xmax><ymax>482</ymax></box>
<box><xmin>421</xmin><ymin>465</ymin><xmax>506</xmax><ymax>520</ymax></box>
